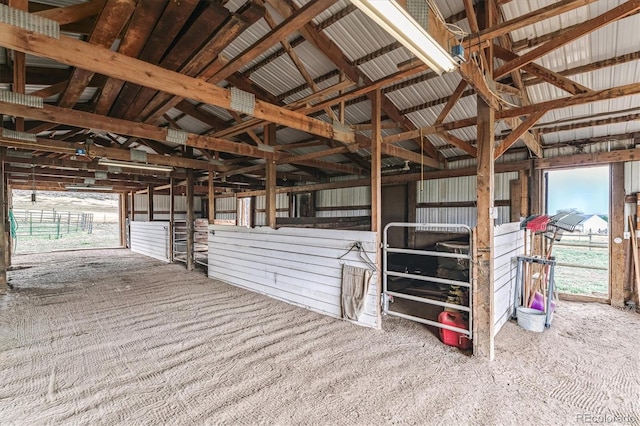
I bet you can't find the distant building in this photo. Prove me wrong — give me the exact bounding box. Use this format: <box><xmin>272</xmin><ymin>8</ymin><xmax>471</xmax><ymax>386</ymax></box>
<box><xmin>581</xmin><ymin>215</ymin><xmax>608</xmax><ymax>234</ymax></box>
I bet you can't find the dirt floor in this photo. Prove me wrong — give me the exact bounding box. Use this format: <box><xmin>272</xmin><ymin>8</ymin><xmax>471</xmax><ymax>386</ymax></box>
<box><xmin>1</xmin><ymin>249</ymin><xmax>639</xmax><ymax>425</ymax></box>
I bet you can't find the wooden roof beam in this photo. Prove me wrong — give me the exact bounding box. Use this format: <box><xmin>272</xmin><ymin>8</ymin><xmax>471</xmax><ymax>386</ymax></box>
<box><xmin>210</xmin><ymin>0</ymin><xmax>338</xmax><ymax>83</ymax></box>
<box><xmin>466</xmin><ymin>0</ymin><xmax>597</xmax><ymax>46</ymax></box>
<box><xmin>33</xmin><ymin>0</ymin><xmax>106</xmax><ymax>26</ymax></box>
<box><xmin>0</xmin><ymin>22</ymin><xmax>354</xmax><ymax>144</ymax></box>
<box><xmin>495</xmin><ymin>110</ymin><xmax>547</xmax><ymax>159</ymax></box>
<box><xmin>493</xmin><ymin>45</ymin><xmax>591</xmax><ymax>95</ymax></box>
<box><xmin>59</xmin><ymin>0</ymin><xmax>136</xmax><ymax>109</ymax></box>
<box><xmin>383</xmin><ymin>81</ymin><xmax>640</xmax><ymax>143</ymax></box>
<box><xmin>265</xmin><ymin>0</ymin><xmax>442</xmax><ymax>166</ymax></box>
<box><xmin>494</xmin><ymin>0</ymin><xmax>640</xmax><ymax>79</ymax></box>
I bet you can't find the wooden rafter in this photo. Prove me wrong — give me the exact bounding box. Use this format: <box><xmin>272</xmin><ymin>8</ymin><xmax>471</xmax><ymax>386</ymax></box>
<box><xmin>33</xmin><ymin>0</ymin><xmax>106</xmax><ymax>25</ymax></box>
<box><xmin>494</xmin><ymin>0</ymin><xmax>640</xmax><ymax>79</ymax></box>
<box><xmin>265</xmin><ymin>0</ymin><xmax>443</xmax><ymax>165</ymax></box>
<box><xmin>0</xmin><ymin>22</ymin><xmax>355</xmax><ymax>145</ymax></box>
<box><xmin>383</xmin><ymin>81</ymin><xmax>640</xmax><ymax>144</ymax></box>
<box><xmin>495</xmin><ymin>110</ymin><xmax>547</xmax><ymax>159</ymax></box>
<box><xmin>434</xmin><ymin>80</ymin><xmax>468</xmax><ymax>125</ymax></box>
<box><xmin>493</xmin><ymin>45</ymin><xmax>591</xmax><ymax>95</ymax></box>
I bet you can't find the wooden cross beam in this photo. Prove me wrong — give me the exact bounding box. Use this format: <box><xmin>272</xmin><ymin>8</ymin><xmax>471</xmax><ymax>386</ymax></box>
<box><xmin>0</xmin><ymin>20</ymin><xmax>354</xmax><ymax>145</ymax></box>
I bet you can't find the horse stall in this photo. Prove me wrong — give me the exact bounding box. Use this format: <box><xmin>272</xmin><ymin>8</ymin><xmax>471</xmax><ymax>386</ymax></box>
<box><xmin>208</xmin><ymin>224</ymin><xmax>379</xmax><ymax>328</ymax></box>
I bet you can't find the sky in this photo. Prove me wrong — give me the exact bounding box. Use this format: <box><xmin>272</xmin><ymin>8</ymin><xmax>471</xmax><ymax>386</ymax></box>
<box><xmin>546</xmin><ymin>166</ymin><xmax>609</xmax><ymax>215</ymax></box>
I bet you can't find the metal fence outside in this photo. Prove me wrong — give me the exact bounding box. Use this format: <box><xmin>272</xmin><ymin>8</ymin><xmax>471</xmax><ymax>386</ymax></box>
<box><xmin>11</xmin><ymin>209</ymin><xmax>94</xmax><ymax>240</ymax></box>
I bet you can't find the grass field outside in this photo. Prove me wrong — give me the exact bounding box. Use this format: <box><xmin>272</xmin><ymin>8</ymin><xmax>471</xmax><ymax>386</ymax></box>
<box><xmin>11</xmin><ymin>190</ymin><xmax>120</xmax><ymax>254</ymax></box>
<box><xmin>552</xmin><ymin>233</ymin><xmax>609</xmax><ymax>296</ymax></box>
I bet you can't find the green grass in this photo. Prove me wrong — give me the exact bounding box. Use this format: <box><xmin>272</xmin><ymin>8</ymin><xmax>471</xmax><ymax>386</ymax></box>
<box><xmin>13</xmin><ymin>222</ymin><xmax>121</xmax><ymax>254</ymax></box>
<box><xmin>552</xmin><ymin>245</ymin><xmax>608</xmax><ymax>295</ymax></box>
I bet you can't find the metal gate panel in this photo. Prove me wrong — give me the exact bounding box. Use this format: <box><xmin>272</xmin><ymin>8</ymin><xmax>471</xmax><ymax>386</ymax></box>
<box><xmin>383</xmin><ymin>222</ymin><xmax>473</xmax><ymax>337</ymax></box>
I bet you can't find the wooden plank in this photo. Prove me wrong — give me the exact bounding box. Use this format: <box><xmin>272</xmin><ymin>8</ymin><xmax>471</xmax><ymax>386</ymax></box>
<box><xmin>434</xmin><ymin>80</ymin><xmax>467</xmax><ymax>125</ymax></box>
<box><xmin>265</xmin><ymin>124</ymin><xmax>277</xmax><ymax>229</ymax></box>
<box><xmin>210</xmin><ymin>0</ymin><xmax>338</xmax><ymax>83</ymax></box>
<box><xmin>34</xmin><ymin>0</ymin><xmax>106</xmax><ymax>25</ymax></box>
<box><xmin>473</xmin><ymin>2</ymin><xmax>495</xmax><ymax>359</ymax></box>
<box><xmin>371</xmin><ymin>88</ymin><xmax>382</xmax><ymax>235</ymax></box>
<box><xmin>94</xmin><ymin>0</ymin><xmax>169</xmax><ymax>115</ymax></box>
<box><xmin>474</xmin><ymin>0</ymin><xmax>596</xmax><ymax>44</ymax></box>
<box><xmin>495</xmin><ymin>110</ymin><xmax>546</xmax><ymax>159</ymax></box>
<box><xmin>58</xmin><ymin>0</ymin><xmax>136</xmax><ymax>108</ymax></box>
<box><xmin>0</xmin><ymin>22</ymin><xmax>355</xmax><ymax>144</ymax></box>
<box><xmin>9</xmin><ymin>0</ymin><xmax>27</xmax><ymax>132</ymax></box>
<box><xmin>494</xmin><ymin>0</ymin><xmax>640</xmax><ymax>79</ymax></box>
<box><xmin>109</xmin><ymin>0</ymin><xmax>199</xmax><ymax>118</ymax></box>
<box><xmin>609</xmin><ymin>163</ymin><xmax>625</xmax><ymax>307</ymax></box>
<box><xmin>264</xmin><ymin>0</ymin><xmax>441</xmax><ymax>166</ymax></box>
<box><xmin>140</xmin><ymin>6</ymin><xmax>265</xmax><ymax>123</ymax></box>
<box><xmin>122</xmin><ymin>2</ymin><xmax>231</xmax><ymax>121</ymax></box>
<box><xmin>437</xmin><ymin>131</ymin><xmax>477</xmax><ymax>157</ymax></box>
<box><xmin>493</xmin><ymin>45</ymin><xmax>590</xmax><ymax>95</ymax></box>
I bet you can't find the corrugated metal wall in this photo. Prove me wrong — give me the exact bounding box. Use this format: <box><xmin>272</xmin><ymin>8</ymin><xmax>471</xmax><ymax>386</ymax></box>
<box><xmin>131</xmin><ymin>194</ymin><xmax>203</xmax><ymax>221</ymax></box>
<box><xmin>316</xmin><ymin>186</ymin><xmax>371</xmax><ymax>218</ymax></box>
<box><xmin>215</xmin><ymin>196</ymin><xmax>237</xmax><ymax>222</ymax></box>
<box><xmin>625</xmin><ymin>161</ymin><xmax>640</xmax><ymax>193</ymax></box>
<box><xmin>254</xmin><ymin>193</ymin><xmax>289</xmax><ymax>226</ymax></box>
<box><xmin>415</xmin><ymin>172</ymin><xmax>517</xmax><ymax>227</ymax></box>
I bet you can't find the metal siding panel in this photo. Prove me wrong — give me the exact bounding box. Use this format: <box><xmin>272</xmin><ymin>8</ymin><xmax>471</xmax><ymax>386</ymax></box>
<box><xmin>625</xmin><ymin>161</ymin><xmax>640</xmax><ymax>193</ymax></box>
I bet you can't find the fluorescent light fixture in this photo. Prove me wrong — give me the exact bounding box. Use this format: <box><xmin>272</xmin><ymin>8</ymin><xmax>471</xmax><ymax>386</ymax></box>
<box><xmin>98</xmin><ymin>158</ymin><xmax>173</xmax><ymax>172</ymax></box>
<box><xmin>65</xmin><ymin>185</ymin><xmax>113</xmax><ymax>191</ymax></box>
<box><xmin>350</xmin><ymin>0</ymin><xmax>457</xmax><ymax>74</ymax></box>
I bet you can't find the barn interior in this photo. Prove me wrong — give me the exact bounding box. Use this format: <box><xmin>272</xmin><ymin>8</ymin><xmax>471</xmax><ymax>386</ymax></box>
<box><xmin>0</xmin><ymin>0</ymin><xmax>640</xmax><ymax>422</ymax></box>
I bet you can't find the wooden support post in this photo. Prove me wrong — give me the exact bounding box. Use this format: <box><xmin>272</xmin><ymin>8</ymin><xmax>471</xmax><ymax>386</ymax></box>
<box><xmin>407</xmin><ymin>181</ymin><xmax>417</xmax><ymax>249</ymax></box>
<box><xmin>147</xmin><ymin>185</ymin><xmax>154</xmax><ymax>221</ymax></box>
<box><xmin>530</xmin><ymin>166</ymin><xmax>543</xmax><ymax>215</ymax></box>
<box><xmin>186</xmin><ymin>168</ymin><xmax>195</xmax><ymax>271</ymax></box>
<box><xmin>129</xmin><ymin>190</ymin><xmax>135</xmax><ymax>222</ymax></box>
<box><xmin>473</xmin><ymin>1</ymin><xmax>495</xmax><ymax>360</ymax></box>
<box><xmin>371</xmin><ymin>87</ymin><xmax>382</xmax><ymax>328</ymax></box>
<box><xmin>9</xmin><ymin>0</ymin><xmax>26</xmax><ymax>133</ymax></box>
<box><xmin>4</xmin><ymin>171</ymin><xmax>10</xmax><ymax>267</ymax></box>
<box><xmin>264</xmin><ymin>123</ymin><xmax>277</xmax><ymax>229</ymax></box>
<box><xmin>208</xmin><ymin>166</ymin><xmax>215</xmax><ymax>224</ymax></box>
<box><xmin>0</xmin><ymin>148</ymin><xmax>6</xmax><ymax>294</ymax></box>
<box><xmin>610</xmin><ymin>162</ymin><xmax>625</xmax><ymax>307</ymax></box>
<box><xmin>169</xmin><ymin>175</ymin><xmax>175</xmax><ymax>261</ymax></box>
<box><xmin>519</xmin><ymin>169</ymin><xmax>529</xmax><ymax>218</ymax></box>
<box><xmin>119</xmin><ymin>192</ymin><xmax>128</xmax><ymax>248</ymax></box>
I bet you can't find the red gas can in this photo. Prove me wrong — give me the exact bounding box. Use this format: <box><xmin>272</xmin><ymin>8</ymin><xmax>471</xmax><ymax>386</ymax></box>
<box><xmin>438</xmin><ymin>311</ymin><xmax>472</xmax><ymax>349</ymax></box>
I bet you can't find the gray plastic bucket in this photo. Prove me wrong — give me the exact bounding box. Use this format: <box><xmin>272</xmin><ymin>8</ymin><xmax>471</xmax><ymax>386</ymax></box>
<box><xmin>516</xmin><ymin>307</ymin><xmax>546</xmax><ymax>332</ymax></box>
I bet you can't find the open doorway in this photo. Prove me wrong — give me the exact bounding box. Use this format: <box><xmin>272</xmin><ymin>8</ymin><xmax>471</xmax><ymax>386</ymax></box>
<box><xmin>545</xmin><ymin>166</ymin><xmax>610</xmax><ymax>297</ymax></box>
<box><xmin>10</xmin><ymin>190</ymin><xmax>120</xmax><ymax>254</ymax></box>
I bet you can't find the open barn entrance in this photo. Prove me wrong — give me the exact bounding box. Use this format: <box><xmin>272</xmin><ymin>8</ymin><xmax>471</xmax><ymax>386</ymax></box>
<box><xmin>545</xmin><ymin>166</ymin><xmax>610</xmax><ymax>298</ymax></box>
<box><xmin>10</xmin><ymin>190</ymin><xmax>120</xmax><ymax>254</ymax></box>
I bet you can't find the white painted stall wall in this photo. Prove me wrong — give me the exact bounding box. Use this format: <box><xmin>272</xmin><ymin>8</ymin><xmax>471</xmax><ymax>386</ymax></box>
<box><xmin>208</xmin><ymin>226</ymin><xmax>379</xmax><ymax>328</ymax></box>
<box><xmin>493</xmin><ymin>222</ymin><xmax>525</xmax><ymax>336</ymax></box>
<box><xmin>254</xmin><ymin>194</ymin><xmax>289</xmax><ymax>226</ymax></box>
<box><xmin>130</xmin><ymin>221</ymin><xmax>171</xmax><ymax>262</ymax></box>
<box><xmin>215</xmin><ymin>196</ymin><xmax>237</xmax><ymax>222</ymax></box>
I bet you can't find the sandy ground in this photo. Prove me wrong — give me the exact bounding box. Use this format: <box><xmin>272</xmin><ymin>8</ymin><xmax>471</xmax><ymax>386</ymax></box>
<box><xmin>1</xmin><ymin>249</ymin><xmax>639</xmax><ymax>425</ymax></box>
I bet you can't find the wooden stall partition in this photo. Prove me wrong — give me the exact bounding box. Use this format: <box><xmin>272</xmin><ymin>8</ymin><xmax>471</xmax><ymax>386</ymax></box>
<box><xmin>208</xmin><ymin>225</ymin><xmax>379</xmax><ymax>329</ymax></box>
<box><xmin>130</xmin><ymin>221</ymin><xmax>171</xmax><ymax>262</ymax></box>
